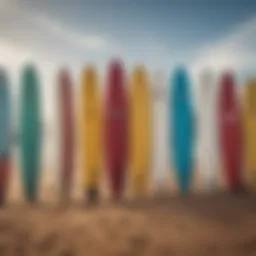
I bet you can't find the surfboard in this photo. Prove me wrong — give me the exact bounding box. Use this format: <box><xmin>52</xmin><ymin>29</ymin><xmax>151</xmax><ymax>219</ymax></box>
<box><xmin>129</xmin><ymin>66</ymin><xmax>151</xmax><ymax>196</ymax></box>
<box><xmin>218</xmin><ymin>72</ymin><xmax>242</xmax><ymax>191</ymax></box>
<box><xmin>80</xmin><ymin>65</ymin><xmax>101</xmax><ymax>201</ymax></box>
<box><xmin>20</xmin><ymin>64</ymin><xmax>41</xmax><ymax>202</ymax></box>
<box><xmin>152</xmin><ymin>71</ymin><xmax>168</xmax><ymax>192</ymax></box>
<box><xmin>170</xmin><ymin>67</ymin><xmax>194</xmax><ymax>193</ymax></box>
<box><xmin>242</xmin><ymin>79</ymin><xmax>256</xmax><ymax>191</ymax></box>
<box><xmin>197</xmin><ymin>69</ymin><xmax>218</xmax><ymax>190</ymax></box>
<box><xmin>58</xmin><ymin>69</ymin><xmax>74</xmax><ymax>202</ymax></box>
<box><xmin>105</xmin><ymin>60</ymin><xmax>128</xmax><ymax>199</ymax></box>
<box><xmin>0</xmin><ymin>68</ymin><xmax>11</xmax><ymax>204</ymax></box>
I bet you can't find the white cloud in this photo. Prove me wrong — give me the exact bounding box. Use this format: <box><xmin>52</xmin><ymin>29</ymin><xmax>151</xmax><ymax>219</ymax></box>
<box><xmin>33</xmin><ymin>13</ymin><xmax>108</xmax><ymax>51</ymax></box>
<box><xmin>0</xmin><ymin>0</ymin><xmax>112</xmax><ymax>61</ymax></box>
<box><xmin>191</xmin><ymin>16</ymin><xmax>256</xmax><ymax>76</ymax></box>
<box><xmin>0</xmin><ymin>41</ymin><xmax>34</xmax><ymax>69</ymax></box>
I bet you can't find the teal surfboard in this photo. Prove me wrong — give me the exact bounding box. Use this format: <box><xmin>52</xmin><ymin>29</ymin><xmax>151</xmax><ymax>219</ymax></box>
<box><xmin>20</xmin><ymin>64</ymin><xmax>41</xmax><ymax>202</ymax></box>
<box><xmin>0</xmin><ymin>68</ymin><xmax>11</xmax><ymax>204</ymax></box>
<box><xmin>170</xmin><ymin>67</ymin><xmax>194</xmax><ymax>193</ymax></box>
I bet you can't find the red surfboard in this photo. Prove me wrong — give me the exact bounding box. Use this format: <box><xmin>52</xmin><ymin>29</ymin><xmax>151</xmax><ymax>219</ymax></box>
<box><xmin>218</xmin><ymin>72</ymin><xmax>242</xmax><ymax>191</ymax></box>
<box><xmin>0</xmin><ymin>160</ymin><xmax>9</xmax><ymax>204</ymax></box>
<box><xmin>58</xmin><ymin>69</ymin><xmax>74</xmax><ymax>201</ymax></box>
<box><xmin>105</xmin><ymin>60</ymin><xmax>128</xmax><ymax>199</ymax></box>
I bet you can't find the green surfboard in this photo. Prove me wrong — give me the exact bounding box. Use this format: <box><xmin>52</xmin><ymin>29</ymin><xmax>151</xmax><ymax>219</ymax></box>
<box><xmin>20</xmin><ymin>64</ymin><xmax>41</xmax><ymax>202</ymax></box>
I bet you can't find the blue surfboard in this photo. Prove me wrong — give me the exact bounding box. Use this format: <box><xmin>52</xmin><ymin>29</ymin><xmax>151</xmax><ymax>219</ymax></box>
<box><xmin>20</xmin><ymin>64</ymin><xmax>41</xmax><ymax>202</ymax></box>
<box><xmin>0</xmin><ymin>68</ymin><xmax>11</xmax><ymax>204</ymax></box>
<box><xmin>170</xmin><ymin>67</ymin><xmax>194</xmax><ymax>193</ymax></box>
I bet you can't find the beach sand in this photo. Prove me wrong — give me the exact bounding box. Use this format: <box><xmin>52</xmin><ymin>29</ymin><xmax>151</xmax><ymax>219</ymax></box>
<box><xmin>0</xmin><ymin>193</ymin><xmax>256</xmax><ymax>256</ymax></box>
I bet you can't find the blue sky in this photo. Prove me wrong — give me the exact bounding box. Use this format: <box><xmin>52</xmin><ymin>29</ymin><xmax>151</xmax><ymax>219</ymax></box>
<box><xmin>0</xmin><ymin>0</ymin><xmax>255</xmax><ymax>73</ymax></box>
<box><xmin>26</xmin><ymin>1</ymin><xmax>255</xmax><ymax>39</ymax></box>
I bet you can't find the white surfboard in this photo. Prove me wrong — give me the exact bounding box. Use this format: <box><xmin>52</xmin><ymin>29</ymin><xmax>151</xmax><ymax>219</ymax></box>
<box><xmin>151</xmin><ymin>71</ymin><xmax>168</xmax><ymax>192</ymax></box>
<box><xmin>197</xmin><ymin>69</ymin><xmax>218</xmax><ymax>191</ymax></box>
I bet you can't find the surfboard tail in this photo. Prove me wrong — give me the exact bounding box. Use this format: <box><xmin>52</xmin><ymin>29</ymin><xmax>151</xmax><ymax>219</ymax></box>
<box><xmin>60</xmin><ymin>180</ymin><xmax>71</xmax><ymax>203</ymax></box>
<box><xmin>22</xmin><ymin>166</ymin><xmax>39</xmax><ymax>202</ymax></box>
<box><xmin>173</xmin><ymin>156</ymin><xmax>194</xmax><ymax>193</ymax></box>
<box><xmin>86</xmin><ymin>187</ymin><xmax>99</xmax><ymax>202</ymax></box>
<box><xmin>83</xmin><ymin>165</ymin><xmax>100</xmax><ymax>200</ymax></box>
<box><xmin>228</xmin><ymin>168</ymin><xmax>243</xmax><ymax>192</ymax></box>
<box><xmin>24</xmin><ymin>184</ymin><xmax>37</xmax><ymax>202</ymax></box>
<box><xmin>131</xmin><ymin>171</ymin><xmax>148</xmax><ymax>196</ymax></box>
<box><xmin>110</xmin><ymin>167</ymin><xmax>124</xmax><ymax>199</ymax></box>
<box><xmin>204</xmin><ymin>176</ymin><xmax>217</xmax><ymax>191</ymax></box>
<box><xmin>247</xmin><ymin>170</ymin><xmax>256</xmax><ymax>191</ymax></box>
<box><xmin>176</xmin><ymin>165</ymin><xmax>193</xmax><ymax>193</ymax></box>
<box><xmin>60</xmin><ymin>163</ymin><xmax>73</xmax><ymax>202</ymax></box>
<box><xmin>179</xmin><ymin>178</ymin><xmax>191</xmax><ymax>193</ymax></box>
<box><xmin>0</xmin><ymin>158</ymin><xmax>10</xmax><ymax>205</ymax></box>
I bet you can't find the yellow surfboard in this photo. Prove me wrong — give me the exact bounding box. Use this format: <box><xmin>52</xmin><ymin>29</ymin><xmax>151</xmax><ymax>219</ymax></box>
<box><xmin>129</xmin><ymin>66</ymin><xmax>151</xmax><ymax>196</ymax></box>
<box><xmin>79</xmin><ymin>66</ymin><xmax>101</xmax><ymax>200</ymax></box>
<box><xmin>243</xmin><ymin>79</ymin><xmax>256</xmax><ymax>191</ymax></box>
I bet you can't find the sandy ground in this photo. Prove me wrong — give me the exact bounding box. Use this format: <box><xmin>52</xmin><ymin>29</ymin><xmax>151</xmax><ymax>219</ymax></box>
<box><xmin>0</xmin><ymin>193</ymin><xmax>256</xmax><ymax>256</ymax></box>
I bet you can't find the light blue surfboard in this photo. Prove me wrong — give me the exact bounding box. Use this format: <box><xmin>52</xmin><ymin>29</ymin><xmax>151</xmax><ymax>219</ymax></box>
<box><xmin>0</xmin><ymin>69</ymin><xmax>10</xmax><ymax>157</ymax></box>
<box><xmin>0</xmin><ymin>68</ymin><xmax>11</xmax><ymax>203</ymax></box>
<box><xmin>170</xmin><ymin>67</ymin><xmax>194</xmax><ymax>193</ymax></box>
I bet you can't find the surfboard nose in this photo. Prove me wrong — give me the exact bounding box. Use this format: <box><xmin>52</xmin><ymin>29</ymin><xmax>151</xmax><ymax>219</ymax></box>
<box><xmin>133</xmin><ymin>66</ymin><xmax>147</xmax><ymax>85</ymax></box>
<box><xmin>172</xmin><ymin>66</ymin><xmax>189</xmax><ymax>90</ymax></box>
<box><xmin>174</xmin><ymin>66</ymin><xmax>186</xmax><ymax>77</ymax></box>
<box><xmin>220</xmin><ymin>72</ymin><xmax>236</xmax><ymax>108</ymax></box>
<box><xmin>247</xmin><ymin>79</ymin><xmax>256</xmax><ymax>91</ymax></box>
<box><xmin>23</xmin><ymin>64</ymin><xmax>37</xmax><ymax>77</ymax></box>
<box><xmin>246</xmin><ymin>79</ymin><xmax>256</xmax><ymax>110</ymax></box>
<box><xmin>108</xmin><ymin>59</ymin><xmax>124</xmax><ymax>86</ymax></box>
<box><xmin>221</xmin><ymin>72</ymin><xmax>234</xmax><ymax>89</ymax></box>
<box><xmin>82</xmin><ymin>65</ymin><xmax>97</xmax><ymax>86</ymax></box>
<box><xmin>22</xmin><ymin>64</ymin><xmax>38</xmax><ymax>90</ymax></box>
<box><xmin>59</xmin><ymin>68</ymin><xmax>71</xmax><ymax>84</ymax></box>
<box><xmin>199</xmin><ymin>69</ymin><xmax>215</xmax><ymax>91</ymax></box>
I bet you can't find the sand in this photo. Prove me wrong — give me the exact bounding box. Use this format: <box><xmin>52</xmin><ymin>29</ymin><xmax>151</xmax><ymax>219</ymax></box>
<box><xmin>0</xmin><ymin>193</ymin><xmax>256</xmax><ymax>256</ymax></box>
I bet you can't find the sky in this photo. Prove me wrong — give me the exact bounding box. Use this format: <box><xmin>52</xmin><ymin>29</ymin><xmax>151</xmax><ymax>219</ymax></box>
<box><xmin>0</xmin><ymin>0</ymin><xmax>255</xmax><ymax>73</ymax></box>
<box><xmin>0</xmin><ymin>0</ymin><xmax>255</xmax><ymax>179</ymax></box>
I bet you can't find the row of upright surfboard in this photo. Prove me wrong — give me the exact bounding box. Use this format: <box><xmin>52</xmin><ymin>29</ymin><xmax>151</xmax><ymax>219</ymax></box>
<box><xmin>0</xmin><ymin>60</ymin><xmax>255</xmax><ymax>204</ymax></box>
